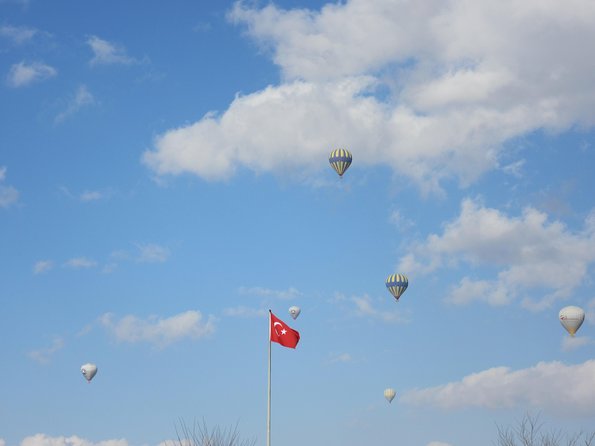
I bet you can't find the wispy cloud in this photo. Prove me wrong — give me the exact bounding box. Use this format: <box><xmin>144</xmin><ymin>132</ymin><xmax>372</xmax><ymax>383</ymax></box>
<box><xmin>64</xmin><ymin>257</ymin><xmax>97</xmax><ymax>269</ymax></box>
<box><xmin>327</xmin><ymin>352</ymin><xmax>352</xmax><ymax>364</ymax></box>
<box><xmin>398</xmin><ymin>199</ymin><xmax>595</xmax><ymax>309</ymax></box>
<box><xmin>60</xmin><ymin>186</ymin><xmax>108</xmax><ymax>202</ymax></box>
<box><xmin>27</xmin><ymin>337</ymin><xmax>64</xmax><ymax>364</ymax></box>
<box><xmin>223</xmin><ymin>306</ymin><xmax>267</xmax><ymax>318</ymax></box>
<box><xmin>80</xmin><ymin>190</ymin><xmax>103</xmax><ymax>202</ymax></box>
<box><xmin>136</xmin><ymin>243</ymin><xmax>170</xmax><ymax>263</ymax></box>
<box><xmin>99</xmin><ymin>310</ymin><xmax>216</xmax><ymax>347</ymax></box>
<box><xmin>54</xmin><ymin>85</ymin><xmax>95</xmax><ymax>124</ymax></box>
<box><xmin>0</xmin><ymin>166</ymin><xmax>19</xmax><ymax>208</ymax></box>
<box><xmin>389</xmin><ymin>210</ymin><xmax>414</xmax><ymax>232</ymax></box>
<box><xmin>351</xmin><ymin>294</ymin><xmax>408</xmax><ymax>323</ymax></box>
<box><xmin>33</xmin><ymin>260</ymin><xmax>53</xmax><ymax>274</ymax></box>
<box><xmin>87</xmin><ymin>35</ymin><xmax>136</xmax><ymax>66</ymax></box>
<box><xmin>562</xmin><ymin>335</ymin><xmax>593</xmax><ymax>351</ymax></box>
<box><xmin>6</xmin><ymin>61</ymin><xmax>56</xmax><ymax>88</ymax></box>
<box><xmin>238</xmin><ymin>286</ymin><xmax>301</xmax><ymax>300</ymax></box>
<box><xmin>402</xmin><ymin>359</ymin><xmax>595</xmax><ymax>416</ymax></box>
<box><xmin>20</xmin><ymin>434</ymin><xmax>128</xmax><ymax>446</ymax></box>
<box><xmin>0</xmin><ymin>24</ymin><xmax>38</xmax><ymax>44</ymax></box>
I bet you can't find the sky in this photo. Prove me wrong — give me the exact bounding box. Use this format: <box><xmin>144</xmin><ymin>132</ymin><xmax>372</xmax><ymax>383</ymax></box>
<box><xmin>1</xmin><ymin>0</ymin><xmax>595</xmax><ymax>445</ymax></box>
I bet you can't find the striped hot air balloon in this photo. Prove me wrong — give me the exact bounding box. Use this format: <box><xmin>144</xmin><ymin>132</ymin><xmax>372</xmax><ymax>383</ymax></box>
<box><xmin>329</xmin><ymin>149</ymin><xmax>352</xmax><ymax>177</ymax></box>
<box><xmin>386</xmin><ymin>274</ymin><xmax>408</xmax><ymax>302</ymax></box>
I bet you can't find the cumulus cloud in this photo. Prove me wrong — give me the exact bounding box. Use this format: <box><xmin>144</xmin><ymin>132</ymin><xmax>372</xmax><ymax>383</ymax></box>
<box><xmin>6</xmin><ymin>61</ymin><xmax>56</xmax><ymax>87</ymax></box>
<box><xmin>398</xmin><ymin>199</ymin><xmax>595</xmax><ymax>308</ymax></box>
<box><xmin>20</xmin><ymin>434</ymin><xmax>127</xmax><ymax>446</ymax></box>
<box><xmin>87</xmin><ymin>35</ymin><xmax>136</xmax><ymax>65</ymax></box>
<box><xmin>27</xmin><ymin>337</ymin><xmax>64</xmax><ymax>364</ymax></box>
<box><xmin>55</xmin><ymin>85</ymin><xmax>95</xmax><ymax>123</ymax></box>
<box><xmin>238</xmin><ymin>285</ymin><xmax>302</xmax><ymax>300</ymax></box>
<box><xmin>99</xmin><ymin>310</ymin><xmax>216</xmax><ymax>347</ymax></box>
<box><xmin>144</xmin><ymin>0</ymin><xmax>595</xmax><ymax>191</ymax></box>
<box><xmin>402</xmin><ymin>359</ymin><xmax>595</xmax><ymax>416</ymax></box>
<box><xmin>33</xmin><ymin>260</ymin><xmax>53</xmax><ymax>274</ymax></box>
<box><xmin>0</xmin><ymin>166</ymin><xmax>19</xmax><ymax>208</ymax></box>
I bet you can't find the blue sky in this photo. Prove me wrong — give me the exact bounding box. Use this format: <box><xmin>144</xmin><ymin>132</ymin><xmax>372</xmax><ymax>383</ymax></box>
<box><xmin>1</xmin><ymin>1</ymin><xmax>595</xmax><ymax>445</ymax></box>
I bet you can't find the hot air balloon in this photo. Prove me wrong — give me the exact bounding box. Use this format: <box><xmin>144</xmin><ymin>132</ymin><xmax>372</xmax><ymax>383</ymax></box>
<box><xmin>384</xmin><ymin>388</ymin><xmax>396</xmax><ymax>403</ymax></box>
<box><xmin>559</xmin><ymin>306</ymin><xmax>585</xmax><ymax>337</ymax></box>
<box><xmin>289</xmin><ymin>306</ymin><xmax>301</xmax><ymax>320</ymax></box>
<box><xmin>81</xmin><ymin>363</ymin><xmax>98</xmax><ymax>383</ymax></box>
<box><xmin>329</xmin><ymin>149</ymin><xmax>352</xmax><ymax>178</ymax></box>
<box><xmin>386</xmin><ymin>274</ymin><xmax>408</xmax><ymax>302</ymax></box>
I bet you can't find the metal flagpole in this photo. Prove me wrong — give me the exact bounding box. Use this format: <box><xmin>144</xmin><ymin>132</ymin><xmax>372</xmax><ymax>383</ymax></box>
<box><xmin>267</xmin><ymin>310</ymin><xmax>272</xmax><ymax>446</ymax></box>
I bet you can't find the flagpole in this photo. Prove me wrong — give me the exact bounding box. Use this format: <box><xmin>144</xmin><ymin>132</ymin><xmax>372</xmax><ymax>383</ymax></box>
<box><xmin>267</xmin><ymin>310</ymin><xmax>272</xmax><ymax>446</ymax></box>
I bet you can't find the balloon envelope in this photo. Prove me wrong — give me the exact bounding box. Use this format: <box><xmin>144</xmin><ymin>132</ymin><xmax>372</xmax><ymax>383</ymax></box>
<box><xmin>386</xmin><ymin>274</ymin><xmax>408</xmax><ymax>301</ymax></box>
<box><xmin>288</xmin><ymin>306</ymin><xmax>301</xmax><ymax>320</ymax></box>
<box><xmin>559</xmin><ymin>306</ymin><xmax>585</xmax><ymax>336</ymax></box>
<box><xmin>384</xmin><ymin>388</ymin><xmax>396</xmax><ymax>403</ymax></box>
<box><xmin>81</xmin><ymin>363</ymin><xmax>98</xmax><ymax>382</ymax></box>
<box><xmin>329</xmin><ymin>149</ymin><xmax>352</xmax><ymax>177</ymax></box>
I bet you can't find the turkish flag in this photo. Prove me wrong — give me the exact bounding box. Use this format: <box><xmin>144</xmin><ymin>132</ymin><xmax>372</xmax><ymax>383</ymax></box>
<box><xmin>269</xmin><ymin>311</ymin><xmax>300</xmax><ymax>348</ymax></box>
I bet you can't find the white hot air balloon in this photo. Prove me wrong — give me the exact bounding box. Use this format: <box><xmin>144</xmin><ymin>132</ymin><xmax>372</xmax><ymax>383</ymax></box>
<box><xmin>81</xmin><ymin>363</ymin><xmax>98</xmax><ymax>383</ymax></box>
<box><xmin>384</xmin><ymin>388</ymin><xmax>396</xmax><ymax>403</ymax></box>
<box><xmin>288</xmin><ymin>306</ymin><xmax>301</xmax><ymax>320</ymax></box>
<box><xmin>559</xmin><ymin>306</ymin><xmax>585</xmax><ymax>337</ymax></box>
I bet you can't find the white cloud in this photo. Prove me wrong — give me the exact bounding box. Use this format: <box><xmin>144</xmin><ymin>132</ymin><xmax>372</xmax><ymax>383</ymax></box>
<box><xmin>136</xmin><ymin>243</ymin><xmax>170</xmax><ymax>263</ymax></box>
<box><xmin>586</xmin><ymin>299</ymin><xmax>595</xmax><ymax>325</ymax></box>
<box><xmin>223</xmin><ymin>306</ymin><xmax>267</xmax><ymax>318</ymax></box>
<box><xmin>144</xmin><ymin>0</ymin><xmax>595</xmax><ymax>192</ymax></box>
<box><xmin>99</xmin><ymin>310</ymin><xmax>216</xmax><ymax>347</ymax></box>
<box><xmin>351</xmin><ymin>294</ymin><xmax>408</xmax><ymax>323</ymax></box>
<box><xmin>238</xmin><ymin>285</ymin><xmax>302</xmax><ymax>300</ymax></box>
<box><xmin>328</xmin><ymin>352</ymin><xmax>352</xmax><ymax>364</ymax></box>
<box><xmin>79</xmin><ymin>190</ymin><xmax>103</xmax><ymax>202</ymax></box>
<box><xmin>65</xmin><ymin>257</ymin><xmax>97</xmax><ymax>269</ymax></box>
<box><xmin>33</xmin><ymin>260</ymin><xmax>53</xmax><ymax>274</ymax></box>
<box><xmin>389</xmin><ymin>210</ymin><xmax>414</xmax><ymax>232</ymax></box>
<box><xmin>562</xmin><ymin>335</ymin><xmax>593</xmax><ymax>351</ymax></box>
<box><xmin>6</xmin><ymin>61</ymin><xmax>56</xmax><ymax>87</ymax></box>
<box><xmin>398</xmin><ymin>199</ymin><xmax>595</xmax><ymax>308</ymax></box>
<box><xmin>1</xmin><ymin>438</ymin><xmax>5</xmax><ymax>446</ymax></box>
<box><xmin>0</xmin><ymin>166</ymin><xmax>19</xmax><ymax>208</ymax></box>
<box><xmin>0</xmin><ymin>25</ymin><xmax>37</xmax><ymax>44</ymax></box>
<box><xmin>20</xmin><ymin>434</ymin><xmax>127</xmax><ymax>446</ymax></box>
<box><xmin>87</xmin><ymin>35</ymin><xmax>136</xmax><ymax>65</ymax></box>
<box><xmin>55</xmin><ymin>85</ymin><xmax>95</xmax><ymax>123</ymax></box>
<box><xmin>427</xmin><ymin>442</ymin><xmax>453</xmax><ymax>446</ymax></box>
<box><xmin>402</xmin><ymin>359</ymin><xmax>595</xmax><ymax>416</ymax></box>
<box><xmin>27</xmin><ymin>337</ymin><xmax>64</xmax><ymax>364</ymax></box>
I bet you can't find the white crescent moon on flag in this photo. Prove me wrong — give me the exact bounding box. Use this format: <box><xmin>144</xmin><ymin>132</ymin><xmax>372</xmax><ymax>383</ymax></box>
<box><xmin>273</xmin><ymin>321</ymin><xmax>283</xmax><ymax>336</ymax></box>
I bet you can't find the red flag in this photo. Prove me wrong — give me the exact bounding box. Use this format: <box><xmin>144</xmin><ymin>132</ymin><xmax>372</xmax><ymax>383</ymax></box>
<box><xmin>269</xmin><ymin>311</ymin><xmax>300</xmax><ymax>348</ymax></box>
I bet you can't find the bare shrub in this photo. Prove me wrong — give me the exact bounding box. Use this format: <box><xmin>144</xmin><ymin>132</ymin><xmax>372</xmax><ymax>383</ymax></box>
<box><xmin>495</xmin><ymin>413</ymin><xmax>595</xmax><ymax>446</ymax></box>
<box><xmin>168</xmin><ymin>419</ymin><xmax>257</xmax><ymax>446</ymax></box>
